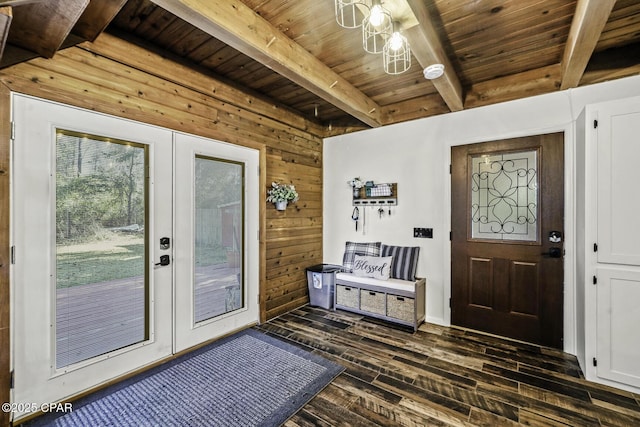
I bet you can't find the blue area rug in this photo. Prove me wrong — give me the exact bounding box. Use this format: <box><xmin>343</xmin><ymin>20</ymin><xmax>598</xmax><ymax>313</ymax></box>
<box><xmin>26</xmin><ymin>329</ymin><xmax>343</xmax><ymax>427</ymax></box>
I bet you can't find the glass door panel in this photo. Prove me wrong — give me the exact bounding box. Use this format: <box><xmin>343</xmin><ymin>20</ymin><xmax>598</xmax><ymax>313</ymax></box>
<box><xmin>194</xmin><ymin>156</ymin><xmax>244</xmax><ymax>323</ymax></box>
<box><xmin>55</xmin><ymin>131</ymin><xmax>148</xmax><ymax>368</ymax></box>
<box><xmin>173</xmin><ymin>132</ymin><xmax>259</xmax><ymax>353</ymax></box>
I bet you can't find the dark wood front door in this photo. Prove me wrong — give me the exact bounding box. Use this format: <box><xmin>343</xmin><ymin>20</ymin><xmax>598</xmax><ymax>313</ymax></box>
<box><xmin>451</xmin><ymin>133</ymin><xmax>564</xmax><ymax>348</ymax></box>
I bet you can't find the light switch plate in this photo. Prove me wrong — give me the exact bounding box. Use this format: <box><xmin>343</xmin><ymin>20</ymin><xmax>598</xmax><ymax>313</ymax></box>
<box><xmin>414</xmin><ymin>228</ymin><xmax>433</xmax><ymax>238</ymax></box>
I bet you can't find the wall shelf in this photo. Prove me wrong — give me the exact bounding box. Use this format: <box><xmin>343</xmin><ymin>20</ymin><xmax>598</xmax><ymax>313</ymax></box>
<box><xmin>353</xmin><ymin>182</ymin><xmax>397</xmax><ymax>206</ymax></box>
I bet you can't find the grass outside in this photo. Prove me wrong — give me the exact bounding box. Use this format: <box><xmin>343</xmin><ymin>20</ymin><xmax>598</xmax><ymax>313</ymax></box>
<box><xmin>56</xmin><ymin>234</ymin><xmax>228</xmax><ymax>288</ymax></box>
<box><xmin>56</xmin><ymin>239</ymin><xmax>144</xmax><ymax>289</ymax></box>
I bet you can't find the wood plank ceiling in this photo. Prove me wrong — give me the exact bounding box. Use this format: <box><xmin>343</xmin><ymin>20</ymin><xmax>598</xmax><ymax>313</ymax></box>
<box><xmin>0</xmin><ymin>0</ymin><xmax>639</xmax><ymax>136</ymax></box>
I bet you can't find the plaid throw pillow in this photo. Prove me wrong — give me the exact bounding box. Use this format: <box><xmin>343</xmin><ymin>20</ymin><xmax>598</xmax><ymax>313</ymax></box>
<box><xmin>380</xmin><ymin>244</ymin><xmax>420</xmax><ymax>281</ymax></box>
<box><xmin>342</xmin><ymin>241</ymin><xmax>381</xmax><ymax>272</ymax></box>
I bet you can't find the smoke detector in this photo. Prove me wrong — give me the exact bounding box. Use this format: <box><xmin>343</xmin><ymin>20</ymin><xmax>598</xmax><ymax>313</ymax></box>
<box><xmin>423</xmin><ymin>64</ymin><xmax>445</xmax><ymax>80</ymax></box>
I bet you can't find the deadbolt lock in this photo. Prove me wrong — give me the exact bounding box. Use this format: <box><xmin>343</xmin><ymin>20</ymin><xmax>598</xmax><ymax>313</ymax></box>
<box><xmin>160</xmin><ymin>237</ymin><xmax>170</xmax><ymax>250</ymax></box>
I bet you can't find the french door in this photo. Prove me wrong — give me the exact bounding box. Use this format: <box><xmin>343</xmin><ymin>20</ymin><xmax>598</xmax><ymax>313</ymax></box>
<box><xmin>173</xmin><ymin>132</ymin><xmax>259</xmax><ymax>352</ymax></box>
<box><xmin>11</xmin><ymin>95</ymin><xmax>258</xmax><ymax>420</ymax></box>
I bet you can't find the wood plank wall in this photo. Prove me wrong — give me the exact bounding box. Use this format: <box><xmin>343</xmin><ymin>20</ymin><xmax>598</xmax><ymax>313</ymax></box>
<box><xmin>0</xmin><ymin>34</ymin><xmax>324</xmax><ymax>395</ymax></box>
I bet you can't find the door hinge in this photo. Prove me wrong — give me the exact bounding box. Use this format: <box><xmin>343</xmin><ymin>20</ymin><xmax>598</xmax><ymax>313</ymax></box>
<box><xmin>593</xmin><ymin>243</ymin><xmax>598</xmax><ymax>252</ymax></box>
<box><xmin>449</xmin><ymin>164</ymin><xmax>452</xmax><ymax>174</ymax></box>
<box><xmin>10</xmin><ymin>246</ymin><xmax>15</xmax><ymax>264</ymax></box>
<box><xmin>593</xmin><ymin>119</ymin><xmax>598</xmax><ymax>129</ymax></box>
<box><xmin>449</xmin><ymin>231</ymin><xmax>452</xmax><ymax>241</ymax></box>
<box><xmin>449</xmin><ymin>298</ymin><xmax>451</xmax><ymax>308</ymax></box>
<box><xmin>10</xmin><ymin>121</ymin><xmax>15</xmax><ymax>141</ymax></box>
<box><xmin>593</xmin><ymin>276</ymin><xmax>597</xmax><ymax>285</ymax></box>
<box><xmin>593</xmin><ymin>357</ymin><xmax>598</xmax><ymax>367</ymax></box>
<box><xmin>9</xmin><ymin>370</ymin><xmax>14</xmax><ymax>389</ymax></box>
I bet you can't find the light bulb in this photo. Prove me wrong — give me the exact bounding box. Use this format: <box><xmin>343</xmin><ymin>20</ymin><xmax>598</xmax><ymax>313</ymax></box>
<box><xmin>369</xmin><ymin>4</ymin><xmax>384</xmax><ymax>26</ymax></box>
<box><xmin>388</xmin><ymin>32</ymin><xmax>403</xmax><ymax>51</ymax></box>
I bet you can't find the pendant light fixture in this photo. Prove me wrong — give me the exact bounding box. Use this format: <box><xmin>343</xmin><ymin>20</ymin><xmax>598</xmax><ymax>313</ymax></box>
<box><xmin>362</xmin><ymin>0</ymin><xmax>392</xmax><ymax>54</ymax></box>
<box><xmin>383</xmin><ymin>21</ymin><xmax>411</xmax><ymax>74</ymax></box>
<box><xmin>334</xmin><ymin>0</ymin><xmax>413</xmax><ymax>74</ymax></box>
<box><xmin>334</xmin><ymin>0</ymin><xmax>370</xmax><ymax>29</ymax></box>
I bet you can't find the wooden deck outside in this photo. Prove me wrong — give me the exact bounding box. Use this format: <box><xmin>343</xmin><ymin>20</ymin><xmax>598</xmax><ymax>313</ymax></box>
<box><xmin>257</xmin><ymin>305</ymin><xmax>640</xmax><ymax>426</ymax></box>
<box><xmin>56</xmin><ymin>264</ymin><xmax>240</xmax><ymax>368</ymax></box>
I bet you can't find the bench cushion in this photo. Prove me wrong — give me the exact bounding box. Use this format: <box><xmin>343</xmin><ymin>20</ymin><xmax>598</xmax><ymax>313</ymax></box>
<box><xmin>336</xmin><ymin>272</ymin><xmax>415</xmax><ymax>293</ymax></box>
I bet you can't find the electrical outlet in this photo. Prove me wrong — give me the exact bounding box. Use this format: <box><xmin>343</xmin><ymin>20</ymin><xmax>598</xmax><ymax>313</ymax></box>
<box><xmin>414</xmin><ymin>227</ymin><xmax>433</xmax><ymax>238</ymax></box>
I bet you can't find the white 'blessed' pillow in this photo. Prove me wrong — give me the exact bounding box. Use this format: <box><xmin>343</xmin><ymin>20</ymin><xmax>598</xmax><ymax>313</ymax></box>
<box><xmin>352</xmin><ymin>255</ymin><xmax>392</xmax><ymax>280</ymax></box>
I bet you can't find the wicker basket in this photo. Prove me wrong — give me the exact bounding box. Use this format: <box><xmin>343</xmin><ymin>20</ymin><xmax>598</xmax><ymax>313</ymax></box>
<box><xmin>336</xmin><ymin>285</ymin><xmax>359</xmax><ymax>309</ymax></box>
<box><xmin>386</xmin><ymin>294</ymin><xmax>415</xmax><ymax>322</ymax></box>
<box><xmin>360</xmin><ymin>290</ymin><xmax>385</xmax><ymax>315</ymax></box>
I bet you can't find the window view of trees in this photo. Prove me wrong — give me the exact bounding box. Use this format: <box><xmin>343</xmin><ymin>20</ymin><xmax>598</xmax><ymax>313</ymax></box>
<box><xmin>56</xmin><ymin>132</ymin><xmax>145</xmax><ymax>242</ymax></box>
<box><xmin>195</xmin><ymin>157</ymin><xmax>243</xmax><ymax>265</ymax></box>
<box><xmin>55</xmin><ymin>132</ymin><xmax>146</xmax><ymax>289</ymax></box>
<box><xmin>52</xmin><ymin>132</ymin><xmax>246</xmax><ymax>364</ymax></box>
<box><xmin>55</xmin><ymin>131</ymin><xmax>148</xmax><ymax>368</ymax></box>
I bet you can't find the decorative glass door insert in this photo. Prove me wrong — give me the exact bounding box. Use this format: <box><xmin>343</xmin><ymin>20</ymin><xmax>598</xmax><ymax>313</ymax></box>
<box><xmin>55</xmin><ymin>130</ymin><xmax>148</xmax><ymax>368</ymax></box>
<box><xmin>470</xmin><ymin>150</ymin><xmax>538</xmax><ymax>242</ymax></box>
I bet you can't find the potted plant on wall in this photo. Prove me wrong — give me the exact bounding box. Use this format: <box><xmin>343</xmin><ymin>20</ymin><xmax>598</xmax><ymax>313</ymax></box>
<box><xmin>348</xmin><ymin>177</ymin><xmax>364</xmax><ymax>198</ymax></box>
<box><xmin>267</xmin><ymin>181</ymin><xmax>299</xmax><ymax>211</ymax></box>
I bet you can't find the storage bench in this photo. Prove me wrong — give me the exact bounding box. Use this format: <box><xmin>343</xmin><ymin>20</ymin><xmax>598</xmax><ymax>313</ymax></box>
<box><xmin>334</xmin><ymin>272</ymin><xmax>426</xmax><ymax>331</ymax></box>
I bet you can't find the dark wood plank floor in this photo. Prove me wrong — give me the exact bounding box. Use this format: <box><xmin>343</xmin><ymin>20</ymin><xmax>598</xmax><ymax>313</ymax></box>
<box><xmin>256</xmin><ymin>305</ymin><xmax>640</xmax><ymax>427</ymax></box>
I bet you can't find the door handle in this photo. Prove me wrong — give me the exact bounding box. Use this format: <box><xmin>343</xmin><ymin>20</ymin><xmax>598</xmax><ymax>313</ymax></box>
<box><xmin>542</xmin><ymin>247</ymin><xmax>563</xmax><ymax>258</ymax></box>
<box><xmin>155</xmin><ymin>255</ymin><xmax>170</xmax><ymax>266</ymax></box>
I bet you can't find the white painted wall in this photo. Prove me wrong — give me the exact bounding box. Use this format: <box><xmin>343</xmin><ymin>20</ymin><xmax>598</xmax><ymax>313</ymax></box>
<box><xmin>323</xmin><ymin>74</ymin><xmax>640</xmax><ymax>356</ymax></box>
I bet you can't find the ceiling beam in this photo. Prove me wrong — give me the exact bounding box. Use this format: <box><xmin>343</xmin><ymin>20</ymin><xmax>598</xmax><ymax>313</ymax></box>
<box><xmin>0</xmin><ymin>0</ymin><xmax>44</xmax><ymax>5</ymax></box>
<box><xmin>0</xmin><ymin>0</ymin><xmax>125</xmax><ymax>69</ymax></box>
<box><xmin>0</xmin><ymin>7</ymin><xmax>11</xmax><ymax>61</ymax></box>
<box><xmin>403</xmin><ymin>0</ymin><xmax>463</xmax><ymax>112</ymax></box>
<box><xmin>151</xmin><ymin>0</ymin><xmax>382</xmax><ymax>127</ymax></box>
<box><xmin>560</xmin><ymin>0</ymin><xmax>616</xmax><ymax>90</ymax></box>
<box><xmin>7</xmin><ymin>0</ymin><xmax>88</xmax><ymax>58</ymax></box>
<box><xmin>72</xmin><ymin>0</ymin><xmax>128</xmax><ymax>42</ymax></box>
